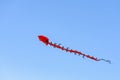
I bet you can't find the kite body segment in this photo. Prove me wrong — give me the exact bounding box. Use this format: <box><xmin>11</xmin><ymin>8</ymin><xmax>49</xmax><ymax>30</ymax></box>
<box><xmin>38</xmin><ymin>35</ymin><xmax>49</xmax><ymax>45</ymax></box>
<box><xmin>38</xmin><ymin>35</ymin><xmax>111</xmax><ymax>63</ymax></box>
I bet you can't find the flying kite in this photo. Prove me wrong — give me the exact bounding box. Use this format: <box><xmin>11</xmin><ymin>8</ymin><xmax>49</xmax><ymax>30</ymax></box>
<box><xmin>38</xmin><ymin>35</ymin><xmax>111</xmax><ymax>63</ymax></box>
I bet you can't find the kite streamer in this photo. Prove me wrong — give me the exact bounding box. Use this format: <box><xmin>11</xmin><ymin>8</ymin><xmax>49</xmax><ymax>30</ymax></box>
<box><xmin>38</xmin><ymin>35</ymin><xmax>111</xmax><ymax>63</ymax></box>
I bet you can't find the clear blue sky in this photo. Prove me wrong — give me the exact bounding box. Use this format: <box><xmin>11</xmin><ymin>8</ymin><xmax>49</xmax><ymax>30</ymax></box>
<box><xmin>0</xmin><ymin>0</ymin><xmax>120</xmax><ymax>80</ymax></box>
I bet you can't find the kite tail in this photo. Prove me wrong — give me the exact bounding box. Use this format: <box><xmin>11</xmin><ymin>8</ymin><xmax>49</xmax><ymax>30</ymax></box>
<box><xmin>48</xmin><ymin>42</ymin><xmax>111</xmax><ymax>63</ymax></box>
<box><xmin>97</xmin><ymin>59</ymin><xmax>111</xmax><ymax>64</ymax></box>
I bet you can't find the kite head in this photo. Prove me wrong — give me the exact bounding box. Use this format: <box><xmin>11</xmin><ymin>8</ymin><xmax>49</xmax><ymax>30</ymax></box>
<box><xmin>38</xmin><ymin>35</ymin><xmax>49</xmax><ymax>45</ymax></box>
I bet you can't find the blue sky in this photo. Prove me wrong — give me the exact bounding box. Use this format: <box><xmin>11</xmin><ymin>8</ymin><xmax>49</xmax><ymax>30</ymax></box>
<box><xmin>0</xmin><ymin>0</ymin><xmax>120</xmax><ymax>80</ymax></box>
